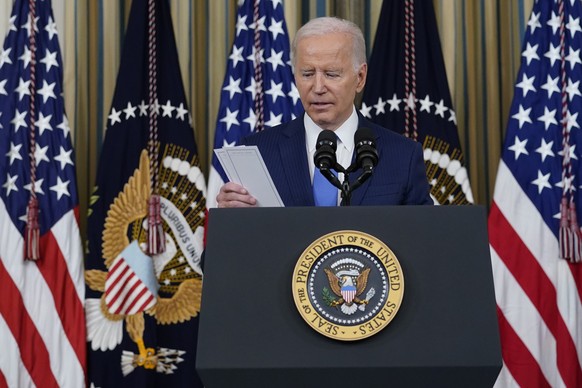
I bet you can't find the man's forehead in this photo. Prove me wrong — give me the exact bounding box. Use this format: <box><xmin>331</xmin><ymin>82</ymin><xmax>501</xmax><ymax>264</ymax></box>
<box><xmin>296</xmin><ymin>39</ymin><xmax>351</xmax><ymax>59</ymax></box>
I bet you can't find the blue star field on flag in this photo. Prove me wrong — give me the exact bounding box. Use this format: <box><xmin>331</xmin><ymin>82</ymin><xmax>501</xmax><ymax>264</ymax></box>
<box><xmin>206</xmin><ymin>0</ymin><xmax>303</xmax><ymax>207</ymax></box>
<box><xmin>502</xmin><ymin>0</ymin><xmax>582</xmax><ymax>234</ymax></box>
<box><xmin>0</xmin><ymin>0</ymin><xmax>78</xmax><ymax>234</ymax></box>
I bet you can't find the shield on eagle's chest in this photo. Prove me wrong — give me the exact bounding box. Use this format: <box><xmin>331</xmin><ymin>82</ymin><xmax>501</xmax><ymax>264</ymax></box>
<box><xmin>341</xmin><ymin>284</ymin><xmax>357</xmax><ymax>304</ymax></box>
<box><xmin>104</xmin><ymin>241</ymin><xmax>159</xmax><ymax>315</ymax></box>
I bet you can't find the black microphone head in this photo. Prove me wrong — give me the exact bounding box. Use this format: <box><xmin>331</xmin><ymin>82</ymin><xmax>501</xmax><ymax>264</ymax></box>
<box><xmin>354</xmin><ymin>127</ymin><xmax>378</xmax><ymax>170</ymax></box>
<box><xmin>354</xmin><ymin>127</ymin><xmax>374</xmax><ymax>146</ymax></box>
<box><xmin>314</xmin><ymin>130</ymin><xmax>337</xmax><ymax>169</ymax></box>
<box><xmin>316</xmin><ymin>130</ymin><xmax>338</xmax><ymax>150</ymax></box>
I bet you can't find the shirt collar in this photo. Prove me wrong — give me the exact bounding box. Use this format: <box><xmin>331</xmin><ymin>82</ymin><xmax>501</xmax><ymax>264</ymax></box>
<box><xmin>305</xmin><ymin>106</ymin><xmax>358</xmax><ymax>153</ymax></box>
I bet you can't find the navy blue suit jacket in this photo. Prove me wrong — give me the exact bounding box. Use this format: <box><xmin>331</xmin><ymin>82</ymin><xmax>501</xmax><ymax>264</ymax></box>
<box><xmin>242</xmin><ymin>114</ymin><xmax>433</xmax><ymax>206</ymax></box>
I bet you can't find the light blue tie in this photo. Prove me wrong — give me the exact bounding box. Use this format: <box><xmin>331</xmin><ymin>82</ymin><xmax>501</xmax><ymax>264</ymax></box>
<box><xmin>313</xmin><ymin>167</ymin><xmax>337</xmax><ymax>206</ymax></box>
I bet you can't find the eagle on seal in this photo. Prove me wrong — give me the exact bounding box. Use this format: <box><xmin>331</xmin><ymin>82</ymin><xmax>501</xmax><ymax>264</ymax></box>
<box><xmin>324</xmin><ymin>267</ymin><xmax>372</xmax><ymax>315</ymax></box>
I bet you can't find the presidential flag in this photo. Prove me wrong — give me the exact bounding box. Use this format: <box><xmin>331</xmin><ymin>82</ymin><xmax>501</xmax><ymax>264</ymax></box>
<box><xmin>488</xmin><ymin>0</ymin><xmax>582</xmax><ymax>386</ymax></box>
<box><xmin>0</xmin><ymin>0</ymin><xmax>86</xmax><ymax>386</ymax></box>
<box><xmin>206</xmin><ymin>0</ymin><xmax>303</xmax><ymax>208</ymax></box>
<box><xmin>85</xmin><ymin>0</ymin><xmax>206</xmax><ymax>386</ymax></box>
<box><xmin>360</xmin><ymin>0</ymin><xmax>473</xmax><ymax>205</ymax></box>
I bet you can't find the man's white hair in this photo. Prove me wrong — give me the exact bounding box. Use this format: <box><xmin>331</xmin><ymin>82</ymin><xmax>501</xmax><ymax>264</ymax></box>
<box><xmin>291</xmin><ymin>16</ymin><xmax>367</xmax><ymax>71</ymax></box>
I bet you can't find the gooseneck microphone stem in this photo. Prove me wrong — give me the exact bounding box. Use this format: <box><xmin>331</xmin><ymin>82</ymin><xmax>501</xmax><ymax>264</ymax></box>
<box><xmin>318</xmin><ymin>166</ymin><xmax>342</xmax><ymax>190</ymax></box>
<box><xmin>320</xmin><ymin>162</ymin><xmax>350</xmax><ymax>205</ymax></box>
<box><xmin>340</xmin><ymin>172</ymin><xmax>351</xmax><ymax>206</ymax></box>
<box><xmin>350</xmin><ymin>170</ymin><xmax>372</xmax><ymax>193</ymax></box>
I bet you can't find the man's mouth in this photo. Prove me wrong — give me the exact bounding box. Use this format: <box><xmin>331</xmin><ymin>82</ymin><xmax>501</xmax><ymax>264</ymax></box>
<box><xmin>311</xmin><ymin>102</ymin><xmax>332</xmax><ymax>108</ymax></box>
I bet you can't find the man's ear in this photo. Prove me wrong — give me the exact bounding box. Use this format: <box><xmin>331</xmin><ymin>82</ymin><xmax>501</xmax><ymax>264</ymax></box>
<box><xmin>356</xmin><ymin>63</ymin><xmax>368</xmax><ymax>93</ymax></box>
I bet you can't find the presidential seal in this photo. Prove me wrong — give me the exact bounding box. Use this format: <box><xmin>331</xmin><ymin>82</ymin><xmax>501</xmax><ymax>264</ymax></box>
<box><xmin>292</xmin><ymin>230</ymin><xmax>404</xmax><ymax>341</ymax></box>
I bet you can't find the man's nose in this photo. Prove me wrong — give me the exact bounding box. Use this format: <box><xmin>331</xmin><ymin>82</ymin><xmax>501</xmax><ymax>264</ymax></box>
<box><xmin>313</xmin><ymin>73</ymin><xmax>326</xmax><ymax>93</ymax></box>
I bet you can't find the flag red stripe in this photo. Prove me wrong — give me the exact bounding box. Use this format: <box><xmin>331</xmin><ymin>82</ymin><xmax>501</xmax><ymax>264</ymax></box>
<box><xmin>489</xmin><ymin>203</ymin><xmax>582</xmax><ymax>387</ymax></box>
<box><xmin>35</xmin><ymin>230</ymin><xmax>86</xmax><ymax>372</ymax></box>
<box><xmin>566</xmin><ymin>261</ymin><xmax>582</xmax><ymax>306</ymax></box>
<box><xmin>0</xmin><ymin>369</ymin><xmax>7</xmax><ymax>388</ymax></box>
<box><xmin>496</xmin><ymin>306</ymin><xmax>551</xmax><ymax>387</ymax></box>
<box><xmin>0</xmin><ymin>259</ymin><xmax>59</xmax><ymax>388</ymax></box>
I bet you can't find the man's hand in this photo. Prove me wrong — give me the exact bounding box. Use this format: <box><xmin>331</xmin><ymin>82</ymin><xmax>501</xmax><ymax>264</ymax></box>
<box><xmin>216</xmin><ymin>182</ymin><xmax>257</xmax><ymax>208</ymax></box>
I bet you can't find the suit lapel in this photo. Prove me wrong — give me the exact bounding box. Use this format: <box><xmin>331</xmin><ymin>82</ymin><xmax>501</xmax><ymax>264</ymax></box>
<box><xmin>280</xmin><ymin>117</ymin><xmax>314</xmax><ymax>206</ymax></box>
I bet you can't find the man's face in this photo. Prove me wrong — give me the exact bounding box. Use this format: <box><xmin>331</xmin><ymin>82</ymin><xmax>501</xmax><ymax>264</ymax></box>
<box><xmin>294</xmin><ymin>32</ymin><xmax>367</xmax><ymax>131</ymax></box>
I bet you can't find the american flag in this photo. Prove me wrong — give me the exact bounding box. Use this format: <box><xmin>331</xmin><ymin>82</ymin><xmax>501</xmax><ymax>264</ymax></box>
<box><xmin>0</xmin><ymin>0</ymin><xmax>86</xmax><ymax>387</ymax></box>
<box><xmin>206</xmin><ymin>0</ymin><xmax>303</xmax><ymax>207</ymax></box>
<box><xmin>360</xmin><ymin>0</ymin><xmax>473</xmax><ymax>205</ymax></box>
<box><xmin>488</xmin><ymin>0</ymin><xmax>582</xmax><ymax>386</ymax></box>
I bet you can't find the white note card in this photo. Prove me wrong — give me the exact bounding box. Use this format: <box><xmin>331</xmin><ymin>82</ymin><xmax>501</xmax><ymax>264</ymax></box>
<box><xmin>214</xmin><ymin>146</ymin><xmax>284</xmax><ymax>207</ymax></box>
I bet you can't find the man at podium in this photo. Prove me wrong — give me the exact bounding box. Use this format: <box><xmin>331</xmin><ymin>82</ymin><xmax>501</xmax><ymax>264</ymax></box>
<box><xmin>216</xmin><ymin>17</ymin><xmax>432</xmax><ymax>208</ymax></box>
<box><xmin>203</xmin><ymin>20</ymin><xmax>503</xmax><ymax>388</ymax></box>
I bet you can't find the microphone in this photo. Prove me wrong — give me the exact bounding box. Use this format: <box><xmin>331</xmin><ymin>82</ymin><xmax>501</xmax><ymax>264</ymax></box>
<box><xmin>314</xmin><ymin>130</ymin><xmax>342</xmax><ymax>189</ymax></box>
<box><xmin>314</xmin><ymin>129</ymin><xmax>338</xmax><ymax>170</ymax></box>
<box><xmin>354</xmin><ymin>127</ymin><xmax>378</xmax><ymax>173</ymax></box>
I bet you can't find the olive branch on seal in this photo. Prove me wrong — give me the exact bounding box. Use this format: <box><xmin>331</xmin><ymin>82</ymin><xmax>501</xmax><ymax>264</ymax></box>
<box><xmin>322</xmin><ymin>287</ymin><xmax>337</xmax><ymax>307</ymax></box>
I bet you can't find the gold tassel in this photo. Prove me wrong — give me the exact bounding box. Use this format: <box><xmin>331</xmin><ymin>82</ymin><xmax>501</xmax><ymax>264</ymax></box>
<box><xmin>24</xmin><ymin>197</ymin><xmax>40</xmax><ymax>261</ymax></box>
<box><xmin>147</xmin><ymin>194</ymin><xmax>165</xmax><ymax>254</ymax></box>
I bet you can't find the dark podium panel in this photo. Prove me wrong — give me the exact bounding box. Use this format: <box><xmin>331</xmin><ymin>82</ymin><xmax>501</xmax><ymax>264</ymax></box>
<box><xmin>197</xmin><ymin>206</ymin><xmax>501</xmax><ymax>387</ymax></box>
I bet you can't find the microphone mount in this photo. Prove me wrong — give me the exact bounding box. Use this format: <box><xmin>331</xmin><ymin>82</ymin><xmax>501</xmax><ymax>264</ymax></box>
<box><xmin>314</xmin><ymin>128</ymin><xmax>378</xmax><ymax>207</ymax></box>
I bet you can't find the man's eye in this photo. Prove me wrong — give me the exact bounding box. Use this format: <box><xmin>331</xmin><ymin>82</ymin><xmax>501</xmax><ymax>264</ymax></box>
<box><xmin>326</xmin><ymin>73</ymin><xmax>340</xmax><ymax>78</ymax></box>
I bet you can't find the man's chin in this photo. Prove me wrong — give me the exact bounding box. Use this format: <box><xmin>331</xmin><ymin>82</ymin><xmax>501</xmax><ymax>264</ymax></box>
<box><xmin>309</xmin><ymin>114</ymin><xmax>334</xmax><ymax>129</ymax></box>
<box><xmin>315</xmin><ymin>122</ymin><xmax>339</xmax><ymax>131</ymax></box>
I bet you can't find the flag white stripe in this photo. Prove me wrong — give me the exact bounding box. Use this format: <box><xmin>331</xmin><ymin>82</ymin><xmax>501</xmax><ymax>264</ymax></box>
<box><xmin>52</xmin><ymin>210</ymin><xmax>85</xmax><ymax>303</ymax></box>
<box><xmin>0</xmin><ymin>313</ymin><xmax>34</xmax><ymax>388</ymax></box>
<box><xmin>494</xmin><ymin>161</ymin><xmax>582</xmax><ymax>367</ymax></box>
<box><xmin>490</xmin><ymin>246</ymin><xmax>564</xmax><ymax>387</ymax></box>
<box><xmin>0</xmin><ymin>202</ymin><xmax>84</xmax><ymax>387</ymax></box>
